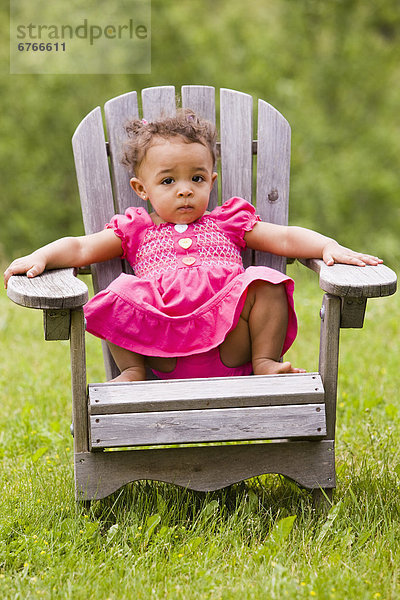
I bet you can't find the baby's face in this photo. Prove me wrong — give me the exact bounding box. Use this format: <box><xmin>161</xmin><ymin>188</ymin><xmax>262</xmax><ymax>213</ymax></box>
<box><xmin>130</xmin><ymin>137</ymin><xmax>217</xmax><ymax>224</ymax></box>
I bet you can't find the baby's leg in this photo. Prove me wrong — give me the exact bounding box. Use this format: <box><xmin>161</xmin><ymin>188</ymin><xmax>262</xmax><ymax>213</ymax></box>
<box><xmin>220</xmin><ymin>281</ymin><xmax>304</xmax><ymax>375</ymax></box>
<box><xmin>107</xmin><ymin>343</ymin><xmax>177</xmax><ymax>381</ymax></box>
<box><xmin>107</xmin><ymin>342</ymin><xmax>146</xmax><ymax>382</ymax></box>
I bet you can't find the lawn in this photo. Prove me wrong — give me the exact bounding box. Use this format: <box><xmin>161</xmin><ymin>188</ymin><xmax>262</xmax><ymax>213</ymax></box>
<box><xmin>0</xmin><ymin>264</ymin><xmax>399</xmax><ymax>599</ymax></box>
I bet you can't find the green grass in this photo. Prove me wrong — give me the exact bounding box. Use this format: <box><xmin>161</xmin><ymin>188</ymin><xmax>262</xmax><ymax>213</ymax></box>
<box><xmin>0</xmin><ymin>266</ymin><xmax>399</xmax><ymax>599</ymax></box>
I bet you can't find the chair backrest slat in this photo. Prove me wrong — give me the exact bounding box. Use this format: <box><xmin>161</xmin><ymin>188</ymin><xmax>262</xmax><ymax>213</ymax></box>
<box><xmin>141</xmin><ymin>86</ymin><xmax>176</xmax><ymax>121</ymax></box>
<box><xmin>72</xmin><ymin>106</ymin><xmax>124</xmax><ymax>380</ymax></box>
<box><xmin>72</xmin><ymin>107</ymin><xmax>122</xmax><ymax>293</ymax></box>
<box><xmin>181</xmin><ymin>85</ymin><xmax>216</xmax><ymax>121</ymax></box>
<box><xmin>104</xmin><ymin>91</ymin><xmax>139</xmax><ymax>215</ymax></box>
<box><xmin>255</xmin><ymin>99</ymin><xmax>291</xmax><ymax>273</ymax></box>
<box><xmin>219</xmin><ymin>89</ymin><xmax>253</xmax><ymax>267</ymax></box>
<box><xmin>181</xmin><ymin>85</ymin><xmax>218</xmax><ymax>210</ymax></box>
<box><xmin>219</xmin><ymin>89</ymin><xmax>253</xmax><ymax>203</ymax></box>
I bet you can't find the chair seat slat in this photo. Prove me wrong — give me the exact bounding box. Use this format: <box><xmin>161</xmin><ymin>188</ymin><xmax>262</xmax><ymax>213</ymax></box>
<box><xmin>90</xmin><ymin>403</ymin><xmax>326</xmax><ymax>448</ymax></box>
<box><xmin>89</xmin><ymin>373</ymin><xmax>324</xmax><ymax>414</ymax></box>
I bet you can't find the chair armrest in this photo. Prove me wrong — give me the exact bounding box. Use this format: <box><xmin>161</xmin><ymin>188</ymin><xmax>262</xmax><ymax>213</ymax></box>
<box><xmin>7</xmin><ymin>268</ymin><xmax>89</xmax><ymax>309</ymax></box>
<box><xmin>299</xmin><ymin>259</ymin><xmax>397</xmax><ymax>298</ymax></box>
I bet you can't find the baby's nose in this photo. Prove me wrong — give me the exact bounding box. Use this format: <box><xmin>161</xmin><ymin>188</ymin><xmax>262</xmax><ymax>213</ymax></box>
<box><xmin>177</xmin><ymin>187</ymin><xmax>193</xmax><ymax>197</ymax></box>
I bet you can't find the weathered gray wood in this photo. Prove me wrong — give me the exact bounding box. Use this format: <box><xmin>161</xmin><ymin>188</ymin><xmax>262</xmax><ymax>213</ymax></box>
<box><xmin>44</xmin><ymin>309</ymin><xmax>71</xmax><ymax>340</ymax></box>
<box><xmin>72</xmin><ymin>106</ymin><xmax>123</xmax><ymax>378</ymax></box>
<box><xmin>220</xmin><ymin>88</ymin><xmax>253</xmax><ymax>267</ymax></box>
<box><xmin>141</xmin><ymin>86</ymin><xmax>176</xmax><ymax>121</ymax></box>
<box><xmin>319</xmin><ymin>295</ymin><xmax>341</xmax><ymax>440</ymax></box>
<box><xmin>90</xmin><ymin>404</ymin><xmax>326</xmax><ymax>448</ymax></box>
<box><xmin>181</xmin><ymin>85</ymin><xmax>216</xmax><ymax>122</ymax></box>
<box><xmin>220</xmin><ymin>88</ymin><xmax>253</xmax><ymax>203</ymax></box>
<box><xmin>300</xmin><ymin>259</ymin><xmax>397</xmax><ymax>298</ymax></box>
<box><xmin>104</xmin><ymin>91</ymin><xmax>140</xmax><ymax>215</ymax></box>
<box><xmin>72</xmin><ymin>106</ymin><xmax>123</xmax><ymax>294</ymax></box>
<box><xmin>181</xmin><ymin>85</ymin><xmax>218</xmax><ymax>210</ymax></box>
<box><xmin>89</xmin><ymin>372</ymin><xmax>324</xmax><ymax>415</ymax></box>
<box><xmin>64</xmin><ymin>87</ymin><xmax>375</xmax><ymax>503</ymax></box>
<box><xmin>75</xmin><ymin>440</ymin><xmax>335</xmax><ymax>500</ymax></box>
<box><xmin>340</xmin><ymin>297</ymin><xmax>367</xmax><ymax>328</ymax></box>
<box><xmin>70</xmin><ymin>309</ymin><xmax>88</xmax><ymax>454</ymax></box>
<box><xmin>255</xmin><ymin>99</ymin><xmax>291</xmax><ymax>273</ymax></box>
<box><xmin>7</xmin><ymin>268</ymin><xmax>88</xmax><ymax>310</ymax></box>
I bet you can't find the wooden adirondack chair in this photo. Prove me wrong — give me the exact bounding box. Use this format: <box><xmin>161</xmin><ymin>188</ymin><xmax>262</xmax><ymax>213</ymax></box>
<box><xmin>7</xmin><ymin>85</ymin><xmax>397</xmax><ymax>506</ymax></box>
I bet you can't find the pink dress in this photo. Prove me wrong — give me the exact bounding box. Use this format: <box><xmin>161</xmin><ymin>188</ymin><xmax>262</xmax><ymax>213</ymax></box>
<box><xmin>84</xmin><ymin>197</ymin><xmax>297</xmax><ymax>366</ymax></box>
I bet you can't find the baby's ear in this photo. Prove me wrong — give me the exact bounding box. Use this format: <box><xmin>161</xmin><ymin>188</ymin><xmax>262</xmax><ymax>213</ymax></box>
<box><xmin>211</xmin><ymin>172</ymin><xmax>218</xmax><ymax>187</ymax></box>
<box><xmin>130</xmin><ymin>177</ymin><xmax>148</xmax><ymax>201</ymax></box>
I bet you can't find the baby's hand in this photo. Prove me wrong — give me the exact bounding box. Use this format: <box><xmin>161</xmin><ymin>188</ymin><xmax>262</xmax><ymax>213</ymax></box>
<box><xmin>322</xmin><ymin>241</ymin><xmax>383</xmax><ymax>267</ymax></box>
<box><xmin>4</xmin><ymin>253</ymin><xmax>46</xmax><ymax>288</ymax></box>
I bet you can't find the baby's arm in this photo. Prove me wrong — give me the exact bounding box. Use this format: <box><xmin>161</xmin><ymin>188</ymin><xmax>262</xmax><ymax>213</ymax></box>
<box><xmin>4</xmin><ymin>229</ymin><xmax>122</xmax><ymax>288</ymax></box>
<box><xmin>245</xmin><ymin>222</ymin><xmax>382</xmax><ymax>266</ymax></box>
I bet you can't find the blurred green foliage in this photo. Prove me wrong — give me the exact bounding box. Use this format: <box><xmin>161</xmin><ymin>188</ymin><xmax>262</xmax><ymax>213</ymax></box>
<box><xmin>1</xmin><ymin>0</ymin><xmax>399</xmax><ymax>265</ymax></box>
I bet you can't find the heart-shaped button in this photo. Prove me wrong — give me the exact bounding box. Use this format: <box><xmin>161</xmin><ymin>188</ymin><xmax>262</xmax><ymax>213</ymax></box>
<box><xmin>178</xmin><ymin>238</ymin><xmax>193</xmax><ymax>249</ymax></box>
<box><xmin>174</xmin><ymin>224</ymin><xmax>188</xmax><ymax>233</ymax></box>
<box><xmin>182</xmin><ymin>256</ymin><xmax>196</xmax><ymax>266</ymax></box>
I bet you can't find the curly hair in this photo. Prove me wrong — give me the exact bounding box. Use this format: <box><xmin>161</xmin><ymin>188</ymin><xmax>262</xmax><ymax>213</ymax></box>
<box><xmin>121</xmin><ymin>108</ymin><xmax>217</xmax><ymax>175</ymax></box>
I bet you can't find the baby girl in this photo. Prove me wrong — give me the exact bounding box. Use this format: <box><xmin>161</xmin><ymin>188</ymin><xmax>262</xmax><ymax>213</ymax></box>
<box><xmin>4</xmin><ymin>110</ymin><xmax>382</xmax><ymax>381</ymax></box>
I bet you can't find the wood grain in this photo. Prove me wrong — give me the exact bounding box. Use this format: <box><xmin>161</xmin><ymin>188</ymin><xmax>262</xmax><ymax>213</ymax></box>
<box><xmin>104</xmin><ymin>91</ymin><xmax>140</xmax><ymax>215</ymax></box>
<box><xmin>89</xmin><ymin>373</ymin><xmax>324</xmax><ymax>415</ymax></box>
<box><xmin>220</xmin><ymin>88</ymin><xmax>253</xmax><ymax>203</ymax></box>
<box><xmin>340</xmin><ymin>297</ymin><xmax>367</xmax><ymax>328</ymax></box>
<box><xmin>75</xmin><ymin>440</ymin><xmax>335</xmax><ymax>499</ymax></box>
<box><xmin>181</xmin><ymin>85</ymin><xmax>216</xmax><ymax>122</ymax></box>
<box><xmin>300</xmin><ymin>259</ymin><xmax>397</xmax><ymax>298</ymax></box>
<box><xmin>319</xmin><ymin>295</ymin><xmax>341</xmax><ymax>440</ymax></box>
<box><xmin>255</xmin><ymin>99</ymin><xmax>291</xmax><ymax>273</ymax></box>
<box><xmin>72</xmin><ymin>106</ymin><xmax>123</xmax><ymax>294</ymax></box>
<box><xmin>70</xmin><ymin>309</ymin><xmax>88</xmax><ymax>454</ymax></box>
<box><xmin>220</xmin><ymin>89</ymin><xmax>253</xmax><ymax>268</ymax></box>
<box><xmin>90</xmin><ymin>404</ymin><xmax>326</xmax><ymax>448</ymax></box>
<box><xmin>141</xmin><ymin>86</ymin><xmax>176</xmax><ymax>121</ymax></box>
<box><xmin>44</xmin><ymin>309</ymin><xmax>71</xmax><ymax>340</ymax></box>
<box><xmin>7</xmin><ymin>268</ymin><xmax>88</xmax><ymax>309</ymax></box>
<box><xmin>181</xmin><ymin>85</ymin><xmax>218</xmax><ymax>210</ymax></box>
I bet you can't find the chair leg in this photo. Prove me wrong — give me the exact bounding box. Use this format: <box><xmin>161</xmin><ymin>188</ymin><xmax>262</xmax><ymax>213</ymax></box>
<box><xmin>319</xmin><ymin>294</ymin><xmax>341</xmax><ymax>441</ymax></box>
<box><xmin>70</xmin><ymin>308</ymin><xmax>89</xmax><ymax>503</ymax></box>
<box><xmin>70</xmin><ymin>308</ymin><xmax>88</xmax><ymax>454</ymax></box>
<box><xmin>316</xmin><ymin>294</ymin><xmax>341</xmax><ymax>507</ymax></box>
<box><xmin>312</xmin><ymin>488</ymin><xmax>333</xmax><ymax>512</ymax></box>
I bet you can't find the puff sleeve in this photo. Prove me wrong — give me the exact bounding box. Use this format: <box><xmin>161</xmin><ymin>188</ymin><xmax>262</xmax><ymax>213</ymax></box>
<box><xmin>211</xmin><ymin>197</ymin><xmax>261</xmax><ymax>248</ymax></box>
<box><xmin>105</xmin><ymin>207</ymin><xmax>152</xmax><ymax>262</ymax></box>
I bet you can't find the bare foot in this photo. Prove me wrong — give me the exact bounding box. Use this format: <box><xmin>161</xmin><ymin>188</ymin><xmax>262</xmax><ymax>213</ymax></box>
<box><xmin>252</xmin><ymin>358</ymin><xmax>306</xmax><ymax>376</ymax></box>
<box><xmin>110</xmin><ymin>366</ymin><xmax>146</xmax><ymax>382</ymax></box>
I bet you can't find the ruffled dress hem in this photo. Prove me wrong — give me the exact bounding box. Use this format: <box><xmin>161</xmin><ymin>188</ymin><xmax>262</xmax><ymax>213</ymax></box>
<box><xmin>84</xmin><ymin>266</ymin><xmax>296</xmax><ymax>358</ymax></box>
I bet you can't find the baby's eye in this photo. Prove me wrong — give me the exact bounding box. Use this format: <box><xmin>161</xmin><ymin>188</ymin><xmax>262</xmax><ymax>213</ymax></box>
<box><xmin>192</xmin><ymin>175</ymin><xmax>205</xmax><ymax>183</ymax></box>
<box><xmin>161</xmin><ymin>177</ymin><xmax>174</xmax><ymax>185</ymax></box>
